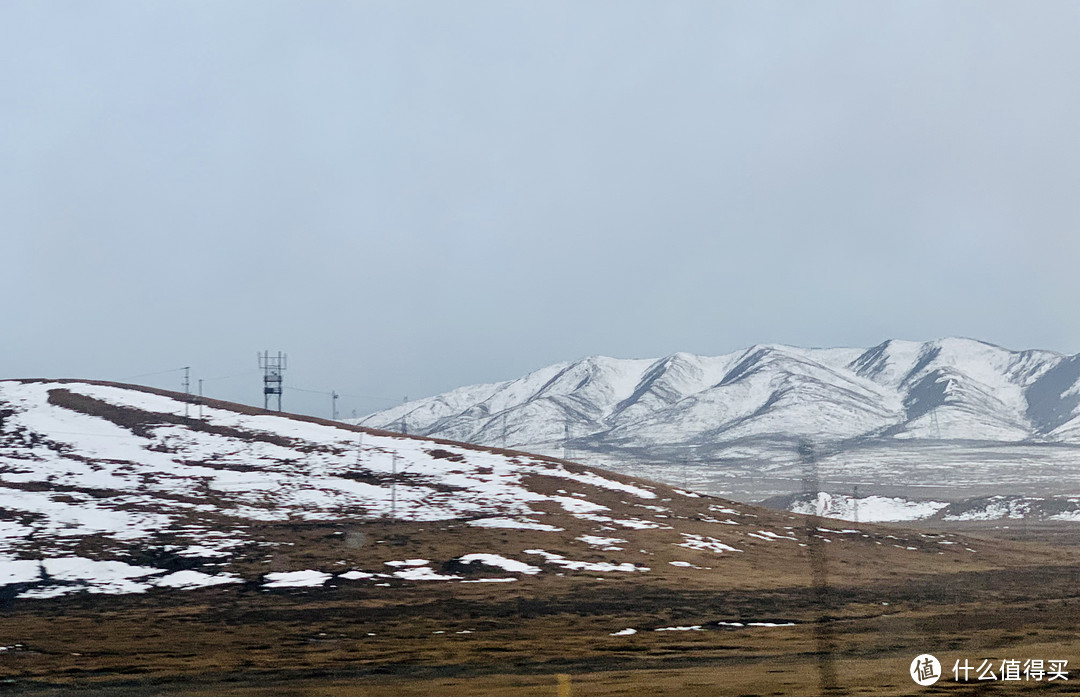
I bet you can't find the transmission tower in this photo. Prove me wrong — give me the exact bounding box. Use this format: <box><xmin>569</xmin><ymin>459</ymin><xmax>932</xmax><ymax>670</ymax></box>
<box><xmin>258</xmin><ymin>351</ymin><xmax>287</xmax><ymax>411</ymax></box>
<box><xmin>563</xmin><ymin>418</ymin><xmax>571</xmax><ymax>461</ymax></box>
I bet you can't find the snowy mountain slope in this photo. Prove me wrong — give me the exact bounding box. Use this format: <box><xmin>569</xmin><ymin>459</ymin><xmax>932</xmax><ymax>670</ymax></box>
<box><xmin>360</xmin><ymin>338</ymin><xmax>1080</xmax><ymax>447</ymax></box>
<box><xmin>355</xmin><ymin>339</ymin><xmax>1080</xmax><ymax>502</ymax></box>
<box><xmin>1</xmin><ymin>379</ymin><xmax>1003</xmax><ymax>604</ymax></box>
<box><xmin>0</xmin><ymin>379</ymin><xmax>672</xmax><ymax>597</ymax></box>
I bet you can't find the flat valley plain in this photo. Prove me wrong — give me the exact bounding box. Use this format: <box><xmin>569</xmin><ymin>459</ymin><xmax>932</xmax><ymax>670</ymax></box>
<box><xmin>4</xmin><ymin>509</ymin><xmax>1080</xmax><ymax>696</ymax></box>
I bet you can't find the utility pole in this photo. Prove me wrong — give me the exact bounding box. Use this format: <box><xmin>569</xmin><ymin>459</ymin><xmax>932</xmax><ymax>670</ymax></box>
<box><xmin>798</xmin><ymin>439</ymin><xmax>839</xmax><ymax>695</ymax></box>
<box><xmin>198</xmin><ymin>379</ymin><xmax>204</xmax><ymax>419</ymax></box>
<box><xmin>182</xmin><ymin>367</ymin><xmax>191</xmax><ymax>418</ymax></box>
<box><xmin>852</xmin><ymin>484</ymin><xmax>859</xmax><ymax>524</ymax></box>
<box><xmin>331</xmin><ymin>391</ymin><xmax>339</xmax><ymax>420</ymax></box>
<box><xmin>391</xmin><ymin>452</ymin><xmax>398</xmax><ymax>520</ymax></box>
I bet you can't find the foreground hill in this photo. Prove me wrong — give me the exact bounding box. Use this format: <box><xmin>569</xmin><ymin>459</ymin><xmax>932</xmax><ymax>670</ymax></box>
<box><xmin>0</xmin><ymin>378</ymin><xmax>1004</xmax><ymax>598</ymax></box>
<box><xmin>355</xmin><ymin>338</ymin><xmax>1080</xmax><ymax>507</ymax></box>
<box><xmin>2</xmin><ymin>379</ymin><xmax>1079</xmax><ymax>695</ymax></box>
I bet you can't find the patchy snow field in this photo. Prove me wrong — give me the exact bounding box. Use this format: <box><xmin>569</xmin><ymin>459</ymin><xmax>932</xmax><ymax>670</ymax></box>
<box><xmin>0</xmin><ymin>379</ymin><xmax>985</xmax><ymax>602</ymax></box>
<box><xmin>0</xmin><ymin>380</ymin><xmax>670</xmax><ymax>598</ymax></box>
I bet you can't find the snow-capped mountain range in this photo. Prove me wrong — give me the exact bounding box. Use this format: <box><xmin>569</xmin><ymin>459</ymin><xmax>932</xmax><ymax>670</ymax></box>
<box><xmin>356</xmin><ymin>339</ymin><xmax>1080</xmax><ymax>502</ymax></box>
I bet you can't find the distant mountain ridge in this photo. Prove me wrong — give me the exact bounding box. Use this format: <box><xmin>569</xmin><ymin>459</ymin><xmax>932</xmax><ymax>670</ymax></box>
<box><xmin>354</xmin><ymin>339</ymin><xmax>1080</xmax><ymax>505</ymax></box>
<box><xmin>357</xmin><ymin>338</ymin><xmax>1080</xmax><ymax>450</ymax></box>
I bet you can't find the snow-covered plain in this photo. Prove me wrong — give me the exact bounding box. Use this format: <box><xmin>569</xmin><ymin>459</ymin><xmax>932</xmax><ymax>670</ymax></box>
<box><xmin>776</xmin><ymin>491</ymin><xmax>1080</xmax><ymax>523</ymax></box>
<box><xmin>789</xmin><ymin>492</ymin><xmax>949</xmax><ymax>522</ymax></box>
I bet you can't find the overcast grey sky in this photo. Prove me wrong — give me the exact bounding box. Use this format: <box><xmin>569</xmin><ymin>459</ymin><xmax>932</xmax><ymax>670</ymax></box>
<box><xmin>3</xmin><ymin>1</ymin><xmax>1080</xmax><ymax>417</ymax></box>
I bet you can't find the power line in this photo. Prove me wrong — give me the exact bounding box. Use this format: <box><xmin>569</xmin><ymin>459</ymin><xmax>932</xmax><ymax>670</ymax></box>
<box><xmin>202</xmin><ymin>369</ymin><xmax>260</xmax><ymax>382</ymax></box>
<box><xmin>339</xmin><ymin>391</ymin><xmax>400</xmax><ymax>403</ymax></box>
<box><xmin>119</xmin><ymin>367</ymin><xmax>188</xmax><ymax>382</ymax></box>
<box><xmin>283</xmin><ymin>386</ymin><xmax>331</xmax><ymax>395</ymax></box>
<box><xmin>122</xmin><ymin>362</ymin><xmax>399</xmax><ymax>417</ymax></box>
<box><xmin>284</xmin><ymin>385</ymin><xmax>399</xmax><ymax>403</ymax></box>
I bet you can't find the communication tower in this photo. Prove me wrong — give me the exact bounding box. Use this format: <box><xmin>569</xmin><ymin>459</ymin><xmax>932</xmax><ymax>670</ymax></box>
<box><xmin>258</xmin><ymin>351</ymin><xmax>287</xmax><ymax>411</ymax></box>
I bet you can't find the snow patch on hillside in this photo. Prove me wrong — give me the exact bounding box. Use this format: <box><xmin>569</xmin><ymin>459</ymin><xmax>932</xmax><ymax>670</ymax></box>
<box><xmin>0</xmin><ymin>379</ymin><xmax>667</xmax><ymax>599</ymax></box>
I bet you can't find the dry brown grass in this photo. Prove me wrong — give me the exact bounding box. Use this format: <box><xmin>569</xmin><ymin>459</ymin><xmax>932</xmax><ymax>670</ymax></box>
<box><xmin>4</xmin><ymin>380</ymin><xmax>1080</xmax><ymax>695</ymax></box>
<box><xmin>3</xmin><ymin>515</ymin><xmax>1080</xmax><ymax>696</ymax></box>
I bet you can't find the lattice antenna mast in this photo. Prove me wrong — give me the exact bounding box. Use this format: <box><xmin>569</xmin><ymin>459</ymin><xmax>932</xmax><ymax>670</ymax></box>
<box><xmin>258</xmin><ymin>351</ymin><xmax>287</xmax><ymax>411</ymax></box>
